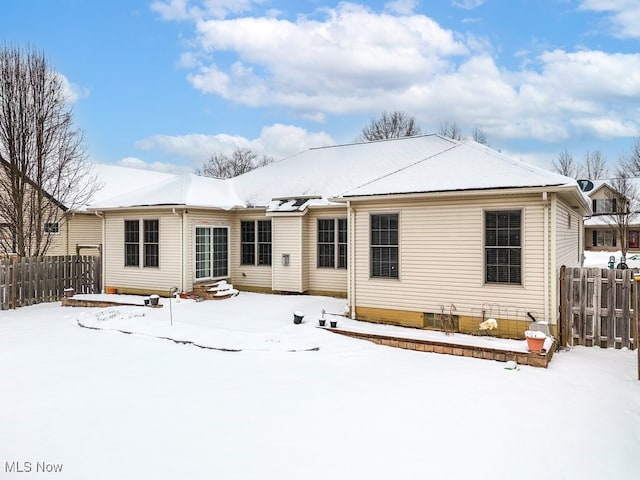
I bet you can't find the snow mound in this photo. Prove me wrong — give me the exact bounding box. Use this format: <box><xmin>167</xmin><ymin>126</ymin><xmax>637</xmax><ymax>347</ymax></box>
<box><xmin>76</xmin><ymin>305</ymin><xmax>320</xmax><ymax>352</ymax></box>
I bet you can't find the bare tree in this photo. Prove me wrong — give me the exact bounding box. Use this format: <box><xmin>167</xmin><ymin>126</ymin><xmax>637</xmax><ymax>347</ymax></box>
<box><xmin>472</xmin><ymin>127</ymin><xmax>489</xmax><ymax>145</ymax></box>
<box><xmin>552</xmin><ymin>149</ymin><xmax>580</xmax><ymax>178</ymax></box>
<box><xmin>359</xmin><ymin>111</ymin><xmax>422</xmax><ymax>141</ymax></box>
<box><xmin>438</xmin><ymin>121</ymin><xmax>463</xmax><ymax>141</ymax></box>
<box><xmin>583</xmin><ymin>150</ymin><xmax>608</xmax><ymax>179</ymax></box>
<box><xmin>0</xmin><ymin>46</ymin><xmax>98</xmax><ymax>256</ymax></box>
<box><xmin>605</xmin><ymin>173</ymin><xmax>640</xmax><ymax>262</ymax></box>
<box><xmin>198</xmin><ymin>148</ymin><xmax>273</xmax><ymax>179</ymax></box>
<box><xmin>619</xmin><ymin>138</ymin><xmax>640</xmax><ymax>176</ymax></box>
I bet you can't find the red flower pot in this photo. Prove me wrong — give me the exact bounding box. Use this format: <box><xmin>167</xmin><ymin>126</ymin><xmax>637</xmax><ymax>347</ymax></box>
<box><xmin>526</xmin><ymin>336</ymin><xmax>545</xmax><ymax>352</ymax></box>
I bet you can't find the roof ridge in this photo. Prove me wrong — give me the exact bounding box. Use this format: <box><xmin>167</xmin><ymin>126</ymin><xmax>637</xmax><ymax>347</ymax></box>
<box><xmin>339</xmin><ymin>139</ymin><xmax>461</xmax><ymax>196</ymax></box>
<box><xmin>309</xmin><ymin>133</ymin><xmax>443</xmax><ymax>151</ymax></box>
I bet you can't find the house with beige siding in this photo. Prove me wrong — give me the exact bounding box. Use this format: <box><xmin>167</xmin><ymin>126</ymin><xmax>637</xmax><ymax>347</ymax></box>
<box><xmin>89</xmin><ymin>135</ymin><xmax>590</xmax><ymax>339</ymax></box>
<box><xmin>583</xmin><ymin>179</ymin><xmax>640</xmax><ymax>254</ymax></box>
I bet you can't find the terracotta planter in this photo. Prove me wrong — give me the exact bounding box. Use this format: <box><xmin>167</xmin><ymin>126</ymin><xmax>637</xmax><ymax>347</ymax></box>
<box><xmin>526</xmin><ymin>336</ymin><xmax>545</xmax><ymax>352</ymax></box>
<box><xmin>105</xmin><ymin>287</ymin><xmax>117</xmax><ymax>295</ymax></box>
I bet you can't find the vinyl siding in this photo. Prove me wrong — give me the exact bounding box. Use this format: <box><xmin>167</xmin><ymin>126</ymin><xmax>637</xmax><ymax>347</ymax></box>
<box><xmin>555</xmin><ymin>198</ymin><xmax>582</xmax><ymax>268</ymax></box>
<box><xmin>47</xmin><ymin>213</ymin><xmax>102</xmax><ymax>256</ymax></box>
<box><xmin>104</xmin><ymin>210</ymin><xmax>182</xmax><ymax>292</ymax></box>
<box><xmin>230</xmin><ymin>210</ymin><xmax>273</xmax><ymax>290</ymax></box>
<box><xmin>45</xmin><ymin>218</ymin><xmax>68</xmax><ymax>255</ymax></box>
<box><xmin>351</xmin><ymin>194</ymin><xmax>549</xmax><ymax>325</ymax></box>
<box><xmin>272</xmin><ymin>216</ymin><xmax>303</xmax><ymax>292</ymax></box>
<box><xmin>306</xmin><ymin>207</ymin><xmax>348</xmax><ymax>295</ymax></box>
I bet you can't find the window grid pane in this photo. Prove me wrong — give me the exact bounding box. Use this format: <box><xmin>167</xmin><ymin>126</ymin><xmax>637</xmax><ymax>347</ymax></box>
<box><xmin>195</xmin><ymin>227</ymin><xmax>211</xmax><ymax>279</ymax></box>
<box><xmin>124</xmin><ymin>220</ymin><xmax>139</xmax><ymax>266</ymax></box>
<box><xmin>143</xmin><ymin>220</ymin><xmax>159</xmax><ymax>267</ymax></box>
<box><xmin>485</xmin><ymin>211</ymin><xmax>521</xmax><ymax>284</ymax></box>
<box><xmin>257</xmin><ymin>220</ymin><xmax>272</xmax><ymax>265</ymax></box>
<box><xmin>337</xmin><ymin>219</ymin><xmax>347</xmax><ymax>269</ymax></box>
<box><xmin>241</xmin><ymin>221</ymin><xmax>255</xmax><ymax>265</ymax></box>
<box><xmin>317</xmin><ymin>219</ymin><xmax>335</xmax><ymax>268</ymax></box>
<box><xmin>211</xmin><ymin>228</ymin><xmax>228</xmax><ymax>278</ymax></box>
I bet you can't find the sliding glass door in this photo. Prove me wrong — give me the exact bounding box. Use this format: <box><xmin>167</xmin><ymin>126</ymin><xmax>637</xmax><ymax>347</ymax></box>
<box><xmin>195</xmin><ymin>226</ymin><xmax>228</xmax><ymax>280</ymax></box>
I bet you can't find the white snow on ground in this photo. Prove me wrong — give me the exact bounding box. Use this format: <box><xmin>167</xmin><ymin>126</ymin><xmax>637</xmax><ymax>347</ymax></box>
<box><xmin>583</xmin><ymin>250</ymin><xmax>621</xmax><ymax>267</ymax></box>
<box><xmin>1</xmin><ymin>293</ymin><xmax>639</xmax><ymax>480</ymax></box>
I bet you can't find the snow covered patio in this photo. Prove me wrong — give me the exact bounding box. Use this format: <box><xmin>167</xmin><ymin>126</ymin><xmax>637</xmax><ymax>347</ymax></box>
<box><xmin>1</xmin><ymin>294</ymin><xmax>638</xmax><ymax>479</ymax></box>
<box><xmin>64</xmin><ymin>292</ymin><xmax>555</xmax><ymax>366</ymax></box>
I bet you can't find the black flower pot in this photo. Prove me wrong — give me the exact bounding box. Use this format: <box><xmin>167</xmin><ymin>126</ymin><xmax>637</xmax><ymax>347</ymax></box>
<box><xmin>318</xmin><ymin>319</ymin><xmax>326</xmax><ymax>327</ymax></box>
<box><xmin>330</xmin><ymin>320</ymin><xmax>337</xmax><ymax>328</ymax></box>
<box><xmin>293</xmin><ymin>312</ymin><xmax>304</xmax><ymax>324</ymax></box>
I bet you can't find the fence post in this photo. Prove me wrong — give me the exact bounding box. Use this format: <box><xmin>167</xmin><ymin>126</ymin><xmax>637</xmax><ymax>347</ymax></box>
<box><xmin>10</xmin><ymin>255</ymin><xmax>18</xmax><ymax>309</ymax></box>
<box><xmin>559</xmin><ymin>265</ymin><xmax>567</xmax><ymax>347</ymax></box>
<box><xmin>634</xmin><ymin>273</ymin><xmax>640</xmax><ymax>381</ymax></box>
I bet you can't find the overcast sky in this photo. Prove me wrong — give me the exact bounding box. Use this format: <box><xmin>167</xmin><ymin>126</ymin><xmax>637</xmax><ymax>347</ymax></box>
<box><xmin>2</xmin><ymin>0</ymin><xmax>640</xmax><ymax>174</ymax></box>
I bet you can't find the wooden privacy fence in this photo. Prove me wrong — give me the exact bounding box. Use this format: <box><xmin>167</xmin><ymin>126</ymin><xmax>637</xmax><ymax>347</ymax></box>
<box><xmin>0</xmin><ymin>255</ymin><xmax>101</xmax><ymax>310</ymax></box>
<box><xmin>560</xmin><ymin>266</ymin><xmax>638</xmax><ymax>349</ymax></box>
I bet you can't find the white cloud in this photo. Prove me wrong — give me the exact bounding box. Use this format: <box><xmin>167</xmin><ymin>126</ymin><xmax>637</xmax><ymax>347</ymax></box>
<box><xmin>451</xmin><ymin>0</ymin><xmax>485</xmax><ymax>10</ymax></box>
<box><xmin>117</xmin><ymin>157</ymin><xmax>194</xmax><ymax>174</ymax></box>
<box><xmin>184</xmin><ymin>3</ymin><xmax>468</xmax><ymax>119</ymax></box>
<box><xmin>161</xmin><ymin>1</ymin><xmax>640</xmax><ymax>144</ymax></box>
<box><xmin>135</xmin><ymin>124</ymin><xmax>335</xmax><ymax>166</ymax></box>
<box><xmin>580</xmin><ymin>0</ymin><xmax>640</xmax><ymax>38</ymax></box>
<box><xmin>384</xmin><ymin>0</ymin><xmax>418</xmax><ymax>15</ymax></box>
<box><xmin>58</xmin><ymin>73</ymin><xmax>89</xmax><ymax>104</ymax></box>
<box><xmin>151</xmin><ymin>0</ymin><xmax>265</xmax><ymax>21</ymax></box>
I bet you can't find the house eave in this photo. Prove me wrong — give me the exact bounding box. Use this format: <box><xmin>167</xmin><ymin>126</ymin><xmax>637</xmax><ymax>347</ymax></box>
<box><xmin>332</xmin><ymin>184</ymin><xmax>591</xmax><ymax>213</ymax></box>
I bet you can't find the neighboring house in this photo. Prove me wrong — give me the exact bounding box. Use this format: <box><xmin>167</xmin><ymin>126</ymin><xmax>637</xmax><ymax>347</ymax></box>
<box><xmin>0</xmin><ymin>158</ymin><xmax>69</xmax><ymax>256</ymax></box>
<box><xmin>89</xmin><ymin>135</ymin><xmax>590</xmax><ymax>340</ymax></box>
<box><xmin>583</xmin><ymin>179</ymin><xmax>640</xmax><ymax>253</ymax></box>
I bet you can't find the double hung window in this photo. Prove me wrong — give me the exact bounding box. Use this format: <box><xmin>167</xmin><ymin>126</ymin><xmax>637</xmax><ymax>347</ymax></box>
<box><xmin>317</xmin><ymin>218</ymin><xmax>347</xmax><ymax>269</ymax></box>
<box><xmin>485</xmin><ymin>210</ymin><xmax>521</xmax><ymax>284</ymax></box>
<box><xmin>370</xmin><ymin>214</ymin><xmax>399</xmax><ymax>278</ymax></box>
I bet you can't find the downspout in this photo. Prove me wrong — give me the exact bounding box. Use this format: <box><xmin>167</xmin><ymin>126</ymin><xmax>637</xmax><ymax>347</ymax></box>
<box><xmin>172</xmin><ymin>208</ymin><xmax>186</xmax><ymax>293</ymax></box>
<box><xmin>348</xmin><ymin>200</ymin><xmax>356</xmax><ymax>319</ymax></box>
<box><xmin>550</xmin><ymin>193</ymin><xmax>558</xmax><ymax>328</ymax></box>
<box><xmin>543</xmin><ymin>194</ymin><xmax>550</xmax><ymax>324</ymax></box>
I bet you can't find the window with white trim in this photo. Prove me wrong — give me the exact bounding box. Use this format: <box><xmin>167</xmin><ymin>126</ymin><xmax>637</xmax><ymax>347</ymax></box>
<box><xmin>241</xmin><ymin>220</ymin><xmax>272</xmax><ymax>266</ymax></box>
<box><xmin>592</xmin><ymin>230</ymin><xmax>616</xmax><ymax>247</ymax></box>
<box><xmin>124</xmin><ymin>219</ymin><xmax>159</xmax><ymax>268</ymax></box>
<box><xmin>144</xmin><ymin>219</ymin><xmax>159</xmax><ymax>267</ymax></box>
<box><xmin>124</xmin><ymin>220</ymin><xmax>140</xmax><ymax>267</ymax></box>
<box><xmin>44</xmin><ymin>222</ymin><xmax>59</xmax><ymax>234</ymax></box>
<box><xmin>317</xmin><ymin>218</ymin><xmax>347</xmax><ymax>269</ymax></box>
<box><xmin>485</xmin><ymin>210</ymin><xmax>521</xmax><ymax>284</ymax></box>
<box><xmin>370</xmin><ymin>213</ymin><xmax>399</xmax><ymax>278</ymax></box>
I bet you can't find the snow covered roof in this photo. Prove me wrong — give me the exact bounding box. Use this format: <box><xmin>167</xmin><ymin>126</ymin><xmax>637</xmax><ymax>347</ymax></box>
<box><xmin>85</xmin><ymin>135</ymin><xmax>589</xmax><ymax>213</ymax></box>
<box><xmin>90</xmin><ymin>171</ymin><xmax>242</xmax><ymax>210</ymax></box>
<box><xmin>231</xmin><ymin>134</ymin><xmax>459</xmax><ymax>206</ymax></box>
<box><xmin>77</xmin><ymin>164</ymin><xmax>176</xmax><ymax>211</ymax></box>
<box><xmin>340</xmin><ymin>139</ymin><xmax>577</xmax><ymax>198</ymax></box>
